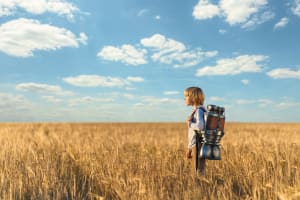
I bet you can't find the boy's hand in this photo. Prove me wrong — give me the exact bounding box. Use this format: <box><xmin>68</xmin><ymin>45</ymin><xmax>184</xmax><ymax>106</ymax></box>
<box><xmin>186</xmin><ymin>117</ymin><xmax>192</xmax><ymax>124</ymax></box>
<box><xmin>186</xmin><ymin>149</ymin><xmax>192</xmax><ymax>159</ymax></box>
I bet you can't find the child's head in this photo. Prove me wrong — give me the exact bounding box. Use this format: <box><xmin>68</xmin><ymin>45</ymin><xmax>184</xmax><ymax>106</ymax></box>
<box><xmin>184</xmin><ymin>86</ymin><xmax>205</xmax><ymax>106</ymax></box>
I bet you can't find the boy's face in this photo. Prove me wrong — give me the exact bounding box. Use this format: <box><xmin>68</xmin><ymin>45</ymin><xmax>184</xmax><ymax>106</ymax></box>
<box><xmin>184</xmin><ymin>95</ymin><xmax>192</xmax><ymax>106</ymax></box>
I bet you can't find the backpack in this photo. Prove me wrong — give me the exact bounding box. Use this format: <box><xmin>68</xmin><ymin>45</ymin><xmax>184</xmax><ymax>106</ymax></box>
<box><xmin>198</xmin><ymin>104</ymin><xmax>225</xmax><ymax>160</ymax></box>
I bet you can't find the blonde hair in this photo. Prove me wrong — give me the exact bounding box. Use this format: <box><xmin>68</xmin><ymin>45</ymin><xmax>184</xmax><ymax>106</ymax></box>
<box><xmin>184</xmin><ymin>86</ymin><xmax>205</xmax><ymax>105</ymax></box>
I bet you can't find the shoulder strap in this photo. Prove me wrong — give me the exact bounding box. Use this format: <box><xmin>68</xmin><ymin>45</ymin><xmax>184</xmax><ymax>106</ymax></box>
<box><xmin>198</xmin><ymin>106</ymin><xmax>207</xmax><ymax>113</ymax></box>
<box><xmin>198</xmin><ymin>106</ymin><xmax>206</xmax><ymax>113</ymax></box>
<box><xmin>198</xmin><ymin>106</ymin><xmax>207</xmax><ymax>130</ymax></box>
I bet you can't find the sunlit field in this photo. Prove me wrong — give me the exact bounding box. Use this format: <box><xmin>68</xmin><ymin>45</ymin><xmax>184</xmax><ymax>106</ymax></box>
<box><xmin>0</xmin><ymin>122</ymin><xmax>299</xmax><ymax>200</ymax></box>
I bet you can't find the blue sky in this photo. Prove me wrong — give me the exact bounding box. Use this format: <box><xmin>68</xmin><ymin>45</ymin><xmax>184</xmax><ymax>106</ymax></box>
<box><xmin>1</xmin><ymin>0</ymin><xmax>300</xmax><ymax>122</ymax></box>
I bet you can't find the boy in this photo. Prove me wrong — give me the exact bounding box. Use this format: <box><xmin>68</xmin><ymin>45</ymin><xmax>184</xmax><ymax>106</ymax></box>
<box><xmin>184</xmin><ymin>86</ymin><xmax>206</xmax><ymax>174</ymax></box>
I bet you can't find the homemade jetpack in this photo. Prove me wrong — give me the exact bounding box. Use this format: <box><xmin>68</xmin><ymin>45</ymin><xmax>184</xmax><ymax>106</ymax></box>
<box><xmin>195</xmin><ymin>104</ymin><xmax>225</xmax><ymax>161</ymax></box>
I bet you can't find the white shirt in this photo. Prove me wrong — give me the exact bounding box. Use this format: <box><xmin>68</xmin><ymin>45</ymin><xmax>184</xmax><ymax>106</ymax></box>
<box><xmin>187</xmin><ymin>105</ymin><xmax>206</xmax><ymax>149</ymax></box>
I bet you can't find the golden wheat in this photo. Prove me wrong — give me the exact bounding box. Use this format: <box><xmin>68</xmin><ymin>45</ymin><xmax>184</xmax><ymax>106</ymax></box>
<box><xmin>0</xmin><ymin>122</ymin><xmax>299</xmax><ymax>200</ymax></box>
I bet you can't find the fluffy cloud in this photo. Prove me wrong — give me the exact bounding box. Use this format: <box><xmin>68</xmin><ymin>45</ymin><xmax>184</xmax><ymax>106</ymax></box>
<box><xmin>241</xmin><ymin>79</ymin><xmax>250</xmax><ymax>85</ymax></box>
<box><xmin>69</xmin><ymin>96</ymin><xmax>114</xmax><ymax>107</ymax></box>
<box><xmin>141</xmin><ymin>34</ymin><xmax>185</xmax><ymax>59</ymax></box>
<box><xmin>16</xmin><ymin>82</ymin><xmax>73</xmax><ymax>96</ymax></box>
<box><xmin>209</xmin><ymin>96</ymin><xmax>225</xmax><ymax>102</ymax></box>
<box><xmin>0</xmin><ymin>0</ymin><xmax>80</xmax><ymax>20</ymax></box>
<box><xmin>0</xmin><ymin>18</ymin><xmax>87</xmax><ymax>57</ymax></box>
<box><xmin>78</xmin><ymin>33</ymin><xmax>88</xmax><ymax>45</ymax></box>
<box><xmin>140</xmin><ymin>34</ymin><xmax>218</xmax><ymax>68</ymax></box>
<box><xmin>267</xmin><ymin>68</ymin><xmax>300</xmax><ymax>79</ymax></box>
<box><xmin>274</xmin><ymin>17</ymin><xmax>289</xmax><ymax>29</ymax></box>
<box><xmin>196</xmin><ymin>55</ymin><xmax>268</xmax><ymax>76</ymax></box>
<box><xmin>193</xmin><ymin>0</ymin><xmax>220</xmax><ymax>20</ymax></box>
<box><xmin>98</xmin><ymin>34</ymin><xmax>217</xmax><ymax>68</ymax></box>
<box><xmin>241</xmin><ymin>11</ymin><xmax>275</xmax><ymax>30</ymax></box>
<box><xmin>220</xmin><ymin>0</ymin><xmax>268</xmax><ymax>24</ymax></box>
<box><xmin>193</xmin><ymin>0</ymin><xmax>272</xmax><ymax>28</ymax></box>
<box><xmin>97</xmin><ymin>45</ymin><xmax>147</xmax><ymax>66</ymax></box>
<box><xmin>219</xmin><ymin>29</ymin><xmax>227</xmax><ymax>34</ymax></box>
<box><xmin>63</xmin><ymin>75</ymin><xmax>144</xmax><ymax>87</ymax></box>
<box><xmin>0</xmin><ymin>92</ymin><xmax>30</xmax><ymax>110</ymax></box>
<box><xmin>0</xmin><ymin>93</ymin><xmax>34</xmax><ymax>121</ymax></box>
<box><xmin>164</xmin><ymin>91</ymin><xmax>179</xmax><ymax>95</ymax></box>
<box><xmin>127</xmin><ymin>76</ymin><xmax>144</xmax><ymax>82</ymax></box>
<box><xmin>236</xmin><ymin>99</ymin><xmax>273</xmax><ymax>106</ymax></box>
<box><xmin>141</xmin><ymin>96</ymin><xmax>181</xmax><ymax>105</ymax></box>
<box><xmin>292</xmin><ymin>0</ymin><xmax>300</xmax><ymax>17</ymax></box>
<box><xmin>41</xmin><ymin>96</ymin><xmax>62</xmax><ymax>103</ymax></box>
<box><xmin>277</xmin><ymin>101</ymin><xmax>300</xmax><ymax>109</ymax></box>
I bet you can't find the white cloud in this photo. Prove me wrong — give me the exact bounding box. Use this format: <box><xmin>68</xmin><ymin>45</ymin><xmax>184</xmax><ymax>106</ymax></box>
<box><xmin>97</xmin><ymin>45</ymin><xmax>147</xmax><ymax>66</ymax></box>
<box><xmin>209</xmin><ymin>96</ymin><xmax>225</xmax><ymax>102</ymax></box>
<box><xmin>277</xmin><ymin>101</ymin><xmax>300</xmax><ymax>109</ymax></box>
<box><xmin>274</xmin><ymin>17</ymin><xmax>289</xmax><ymax>29</ymax></box>
<box><xmin>292</xmin><ymin>0</ymin><xmax>300</xmax><ymax>17</ymax></box>
<box><xmin>0</xmin><ymin>0</ymin><xmax>80</xmax><ymax>20</ymax></box>
<box><xmin>0</xmin><ymin>92</ymin><xmax>36</xmax><ymax>121</ymax></box>
<box><xmin>220</xmin><ymin>0</ymin><xmax>268</xmax><ymax>25</ymax></box>
<box><xmin>141</xmin><ymin>34</ymin><xmax>185</xmax><ymax>57</ymax></box>
<box><xmin>69</xmin><ymin>96</ymin><xmax>114</xmax><ymax>107</ymax></box>
<box><xmin>41</xmin><ymin>96</ymin><xmax>62</xmax><ymax>103</ymax></box>
<box><xmin>125</xmin><ymin>87</ymin><xmax>136</xmax><ymax>91</ymax></box>
<box><xmin>267</xmin><ymin>68</ymin><xmax>300</xmax><ymax>79</ymax></box>
<box><xmin>141</xmin><ymin>34</ymin><xmax>218</xmax><ymax>68</ymax></box>
<box><xmin>137</xmin><ymin>9</ymin><xmax>160</xmax><ymax>20</ymax></box>
<box><xmin>78</xmin><ymin>33</ymin><xmax>88</xmax><ymax>45</ymax></box>
<box><xmin>241</xmin><ymin>79</ymin><xmax>249</xmax><ymax>85</ymax></box>
<box><xmin>0</xmin><ymin>92</ymin><xmax>31</xmax><ymax>110</ymax></box>
<box><xmin>193</xmin><ymin>0</ymin><xmax>220</xmax><ymax>20</ymax></box>
<box><xmin>16</xmin><ymin>82</ymin><xmax>73</xmax><ymax>96</ymax></box>
<box><xmin>63</xmin><ymin>75</ymin><xmax>131</xmax><ymax>87</ymax></box>
<box><xmin>196</xmin><ymin>55</ymin><xmax>268</xmax><ymax>76</ymax></box>
<box><xmin>0</xmin><ymin>18</ymin><xmax>87</xmax><ymax>57</ymax></box>
<box><xmin>236</xmin><ymin>99</ymin><xmax>254</xmax><ymax>105</ymax></box>
<box><xmin>164</xmin><ymin>91</ymin><xmax>179</xmax><ymax>95</ymax></box>
<box><xmin>137</xmin><ymin>9</ymin><xmax>149</xmax><ymax>17</ymax></box>
<box><xmin>134</xmin><ymin>103</ymin><xmax>145</xmax><ymax>107</ymax></box>
<box><xmin>141</xmin><ymin>96</ymin><xmax>181</xmax><ymax>106</ymax></box>
<box><xmin>236</xmin><ymin>98</ymin><xmax>273</xmax><ymax>107</ymax></box>
<box><xmin>172</xmin><ymin>49</ymin><xmax>218</xmax><ymax>68</ymax></box>
<box><xmin>160</xmin><ymin>98</ymin><xmax>170</xmax><ymax>103</ymax></box>
<box><xmin>258</xmin><ymin>99</ymin><xmax>274</xmax><ymax>106</ymax></box>
<box><xmin>127</xmin><ymin>76</ymin><xmax>144</xmax><ymax>82</ymax></box>
<box><xmin>241</xmin><ymin>11</ymin><xmax>275</xmax><ymax>30</ymax></box>
<box><xmin>123</xmin><ymin>94</ymin><xmax>135</xmax><ymax>99</ymax></box>
<box><xmin>219</xmin><ymin>29</ymin><xmax>227</xmax><ymax>34</ymax></box>
<box><xmin>98</xmin><ymin>34</ymin><xmax>217</xmax><ymax>68</ymax></box>
<box><xmin>193</xmin><ymin>0</ymin><xmax>271</xmax><ymax>28</ymax></box>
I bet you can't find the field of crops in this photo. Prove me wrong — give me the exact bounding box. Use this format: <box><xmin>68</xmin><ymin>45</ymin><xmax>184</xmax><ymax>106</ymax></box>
<box><xmin>0</xmin><ymin>122</ymin><xmax>299</xmax><ymax>199</ymax></box>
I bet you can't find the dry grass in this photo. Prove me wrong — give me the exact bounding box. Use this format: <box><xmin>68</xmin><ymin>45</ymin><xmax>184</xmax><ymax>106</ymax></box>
<box><xmin>0</xmin><ymin>122</ymin><xmax>299</xmax><ymax>200</ymax></box>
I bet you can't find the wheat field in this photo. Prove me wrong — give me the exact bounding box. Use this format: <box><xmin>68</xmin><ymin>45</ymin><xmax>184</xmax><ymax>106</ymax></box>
<box><xmin>0</xmin><ymin>122</ymin><xmax>299</xmax><ymax>200</ymax></box>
